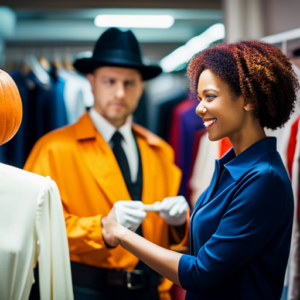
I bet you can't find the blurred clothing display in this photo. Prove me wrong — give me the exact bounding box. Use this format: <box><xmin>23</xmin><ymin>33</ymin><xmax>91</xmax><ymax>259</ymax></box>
<box><xmin>154</xmin><ymin>91</ymin><xmax>187</xmax><ymax>140</ymax></box>
<box><xmin>286</xmin><ymin>117</ymin><xmax>300</xmax><ymax>300</ymax></box>
<box><xmin>0</xmin><ymin>164</ymin><xmax>73</xmax><ymax>300</ymax></box>
<box><xmin>0</xmin><ymin>69</ymin><xmax>68</xmax><ymax>169</ymax></box>
<box><xmin>59</xmin><ymin>69</ymin><xmax>93</xmax><ymax>123</ymax></box>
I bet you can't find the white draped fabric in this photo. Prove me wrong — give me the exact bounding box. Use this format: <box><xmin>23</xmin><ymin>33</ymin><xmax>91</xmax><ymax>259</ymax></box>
<box><xmin>0</xmin><ymin>163</ymin><xmax>73</xmax><ymax>300</ymax></box>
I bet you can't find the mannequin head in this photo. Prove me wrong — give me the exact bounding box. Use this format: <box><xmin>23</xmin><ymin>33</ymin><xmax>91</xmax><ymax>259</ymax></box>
<box><xmin>0</xmin><ymin>69</ymin><xmax>23</xmax><ymax>145</ymax></box>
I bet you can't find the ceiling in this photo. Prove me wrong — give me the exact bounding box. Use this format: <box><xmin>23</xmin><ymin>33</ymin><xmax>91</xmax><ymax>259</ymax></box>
<box><xmin>1</xmin><ymin>2</ymin><xmax>223</xmax><ymax>63</ymax></box>
<box><xmin>1</xmin><ymin>0</ymin><xmax>221</xmax><ymax>10</ymax></box>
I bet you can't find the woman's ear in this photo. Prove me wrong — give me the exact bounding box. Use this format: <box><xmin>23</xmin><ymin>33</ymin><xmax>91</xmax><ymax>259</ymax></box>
<box><xmin>244</xmin><ymin>103</ymin><xmax>253</xmax><ymax>112</ymax></box>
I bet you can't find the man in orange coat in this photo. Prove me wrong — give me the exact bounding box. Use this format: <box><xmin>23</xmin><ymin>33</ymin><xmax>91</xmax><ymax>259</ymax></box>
<box><xmin>24</xmin><ymin>28</ymin><xmax>189</xmax><ymax>300</ymax></box>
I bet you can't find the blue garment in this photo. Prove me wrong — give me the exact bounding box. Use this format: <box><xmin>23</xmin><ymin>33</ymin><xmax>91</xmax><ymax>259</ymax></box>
<box><xmin>179</xmin><ymin>137</ymin><xmax>294</xmax><ymax>300</ymax></box>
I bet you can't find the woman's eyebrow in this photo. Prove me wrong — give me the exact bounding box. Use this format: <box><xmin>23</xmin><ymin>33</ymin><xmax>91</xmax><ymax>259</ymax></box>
<box><xmin>198</xmin><ymin>88</ymin><xmax>219</xmax><ymax>97</ymax></box>
<box><xmin>202</xmin><ymin>88</ymin><xmax>219</xmax><ymax>93</ymax></box>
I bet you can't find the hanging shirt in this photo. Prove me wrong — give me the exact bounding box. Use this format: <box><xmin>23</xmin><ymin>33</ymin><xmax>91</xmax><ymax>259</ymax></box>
<box><xmin>59</xmin><ymin>70</ymin><xmax>87</xmax><ymax>124</ymax></box>
<box><xmin>89</xmin><ymin>107</ymin><xmax>139</xmax><ymax>183</ymax></box>
<box><xmin>0</xmin><ymin>163</ymin><xmax>73</xmax><ymax>300</ymax></box>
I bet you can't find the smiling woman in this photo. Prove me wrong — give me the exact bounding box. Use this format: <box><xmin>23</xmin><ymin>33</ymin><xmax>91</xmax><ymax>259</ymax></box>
<box><xmin>101</xmin><ymin>41</ymin><xmax>300</xmax><ymax>300</ymax></box>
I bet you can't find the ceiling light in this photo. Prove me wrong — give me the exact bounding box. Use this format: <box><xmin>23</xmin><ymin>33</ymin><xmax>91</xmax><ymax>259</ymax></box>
<box><xmin>160</xmin><ymin>23</ymin><xmax>225</xmax><ymax>72</ymax></box>
<box><xmin>94</xmin><ymin>15</ymin><xmax>174</xmax><ymax>29</ymax></box>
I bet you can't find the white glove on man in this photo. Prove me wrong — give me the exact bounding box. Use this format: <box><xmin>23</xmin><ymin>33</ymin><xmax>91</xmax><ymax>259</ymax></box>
<box><xmin>149</xmin><ymin>196</ymin><xmax>189</xmax><ymax>226</ymax></box>
<box><xmin>113</xmin><ymin>201</ymin><xmax>146</xmax><ymax>232</ymax></box>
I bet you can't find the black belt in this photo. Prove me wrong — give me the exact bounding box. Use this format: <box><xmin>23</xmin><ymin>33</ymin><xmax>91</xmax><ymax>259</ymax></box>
<box><xmin>71</xmin><ymin>261</ymin><xmax>163</xmax><ymax>291</ymax></box>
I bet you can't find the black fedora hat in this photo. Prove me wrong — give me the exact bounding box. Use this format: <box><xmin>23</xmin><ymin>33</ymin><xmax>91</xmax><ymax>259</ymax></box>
<box><xmin>73</xmin><ymin>28</ymin><xmax>162</xmax><ymax>80</ymax></box>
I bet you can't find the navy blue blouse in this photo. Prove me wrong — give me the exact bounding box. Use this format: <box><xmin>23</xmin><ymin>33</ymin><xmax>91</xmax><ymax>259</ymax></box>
<box><xmin>179</xmin><ymin>137</ymin><xmax>294</xmax><ymax>300</ymax></box>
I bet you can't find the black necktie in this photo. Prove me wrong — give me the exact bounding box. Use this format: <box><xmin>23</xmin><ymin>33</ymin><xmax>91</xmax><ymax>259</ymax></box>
<box><xmin>111</xmin><ymin>131</ymin><xmax>131</xmax><ymax>186</ymax></box>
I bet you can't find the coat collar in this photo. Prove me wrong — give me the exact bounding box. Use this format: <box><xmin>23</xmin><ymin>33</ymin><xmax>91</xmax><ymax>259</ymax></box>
<box><xmin>73</xmin><ymin>111</ymin><xmax>173</xmax><ymax>209</ymax></box>
<box><xmin>221</xmin><ymin>137</ymin><xmax>278</xmax><ymax>181</ymax></box>
<box><xmin>74</xmin><ymin>111</ymin><xmax>165</xmax><ymax>147</ymax></box>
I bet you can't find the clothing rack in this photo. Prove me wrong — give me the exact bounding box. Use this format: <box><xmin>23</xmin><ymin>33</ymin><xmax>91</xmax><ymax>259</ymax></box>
<box><xmin>260</xmin><ymin>27</ymin><xmax>300</xmax><ymax>55</ymax></box>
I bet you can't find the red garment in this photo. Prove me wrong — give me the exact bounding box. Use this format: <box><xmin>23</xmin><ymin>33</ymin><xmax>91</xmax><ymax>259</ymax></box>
<box><xmin>287</xmin><ymin>116</ymin><xmax>300</xmax><ymax>178</ymax></box>
<box><xmin>170</xmin><ymin>284</ymin><xmax>186</xmax><ymax>300</ymax></box>
<box><xmin>287</xmin><ymin>116</ymin><xmax>300</xmax><ymax>220</ymax></box>
<box><xmin>219</xmin><ymin>137</ymin><xmax>232</xmax><ymax>158</ymax></box>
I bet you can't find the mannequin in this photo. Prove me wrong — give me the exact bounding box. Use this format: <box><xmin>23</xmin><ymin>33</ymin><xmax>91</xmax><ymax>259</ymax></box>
<box><xmin>0</xmin><ymin>69</ymin><xmax>73</xmax><ymax>300</ymax></box>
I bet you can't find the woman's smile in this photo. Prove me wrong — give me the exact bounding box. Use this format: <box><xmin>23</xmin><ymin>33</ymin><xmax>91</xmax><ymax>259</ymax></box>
<box><xmin>203</xmin><ymin>118</ymin><xmax>217</xmax><ymax>129</ymax></box>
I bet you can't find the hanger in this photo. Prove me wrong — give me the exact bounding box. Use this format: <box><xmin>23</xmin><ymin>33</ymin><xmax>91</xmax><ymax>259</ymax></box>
<box><xmin>63</xmin><ymin>47</ymin><xmax>75</xmax><ymax>71</ymax></box>
<box><xmin>26</xmin><ymin>54</ymin><xmax>50</xmax><ymax>85</ymax></box>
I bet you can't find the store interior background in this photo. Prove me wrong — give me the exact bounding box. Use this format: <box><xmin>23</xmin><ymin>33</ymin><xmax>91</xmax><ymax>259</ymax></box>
<box><xmin>0</xmin><ymin>1</ymin><xmax>300</xmax><ymax>300</ymax></box>
<box><xmin>0</xmin><ymin>0</ymin><xmax>300</xmax><ymax>132</ymax></box>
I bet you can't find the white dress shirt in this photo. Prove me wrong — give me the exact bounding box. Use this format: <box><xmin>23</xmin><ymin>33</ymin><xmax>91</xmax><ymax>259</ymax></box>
<box><xmin>89</xmin><ymin>107</ymin><xmax>139</xmax><ymax>183</ymax></box>
<box><xmin>0</xmin><ymin>164</ymin><xmax>73</xmax><ymax>300</ymax></box>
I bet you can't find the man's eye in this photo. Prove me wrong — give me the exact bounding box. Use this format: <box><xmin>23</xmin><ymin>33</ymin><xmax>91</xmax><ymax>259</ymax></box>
<box><xmin>104</xmin><ymin>79</ymin><xmax>114</xmax><ymax>85</ymax></box>
<box><xmin>197</xmin><ymin>97</ymin><xmax>202</xmax><ymax>102</ymax></box>
<box><xmin>125</xmin><ymin>81</ymin><xmax>135</xmax><ymax>87</ymax></box>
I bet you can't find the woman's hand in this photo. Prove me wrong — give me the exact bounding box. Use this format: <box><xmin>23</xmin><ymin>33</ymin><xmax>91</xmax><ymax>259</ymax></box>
<box><xmin>101</xmin><ymin>207</ymin><xmax>126</xmax><ymax>248</ymax></box>
<box><xmin>102</xmin><ymin>205</ymin><xmax>183</xmax><ymax>286</ymax></box>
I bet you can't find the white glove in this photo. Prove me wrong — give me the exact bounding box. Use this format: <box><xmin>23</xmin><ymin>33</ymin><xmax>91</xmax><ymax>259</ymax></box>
<box><xmin>113</xmin><ymin>201</ymin><xmax>146</xmax><ymax>232</ymax></box>
<box><xmin>154</xmin><ymin>196</ymin><xmax>189</xmax><ymax>226</ymax></box>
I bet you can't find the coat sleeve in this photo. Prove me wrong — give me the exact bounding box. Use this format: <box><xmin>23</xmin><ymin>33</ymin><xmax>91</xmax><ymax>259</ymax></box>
<box><xmin>178</xmin><ymin>169</ymin><xmax>290</xmax><ymax>294</ymax></box>
<box><xmin>24</xmin><ymin>138</ymin><xmax>108</xmax><ymax>254</ymax></box>
<box><xmin>169</xmin><ymin>212</ymin><xmax>190</xmax><ymax>252</ymax></box>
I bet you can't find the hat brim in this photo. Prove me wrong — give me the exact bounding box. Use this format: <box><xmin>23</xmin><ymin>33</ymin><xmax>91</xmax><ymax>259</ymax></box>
<box><xmin>73</xmin><ymin>57</ymin><xmax>162</xmax><ymax>80</ymax></box>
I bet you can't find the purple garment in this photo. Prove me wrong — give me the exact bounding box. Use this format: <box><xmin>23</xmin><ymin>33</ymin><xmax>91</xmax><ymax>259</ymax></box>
<box><xmin>176</xmin><ymin>101</ymin><xmax>205</xmax><ymax>197</ymax></box>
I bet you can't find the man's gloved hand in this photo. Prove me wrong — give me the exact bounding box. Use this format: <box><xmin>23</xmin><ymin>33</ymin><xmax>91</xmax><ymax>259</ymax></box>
<box><xmin>113</xmin><ymin>201</ymin><xmax>146</xmax><ymax>232</ymax></box>
<box><xmin>157</xmin><ymin>196</ymin><xmax>189</xmax><ymax>226</ymax></box>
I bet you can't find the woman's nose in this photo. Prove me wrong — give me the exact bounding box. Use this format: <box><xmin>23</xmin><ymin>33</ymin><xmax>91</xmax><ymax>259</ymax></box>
<box><xmin>196</xmin><ymin>103</ymin><xmax>207</xmax><ymax>116</ymax></box>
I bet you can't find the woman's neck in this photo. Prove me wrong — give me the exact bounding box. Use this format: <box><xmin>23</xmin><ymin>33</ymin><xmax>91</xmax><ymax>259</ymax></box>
<box><xmin>229</xmin><ymin>119</ymin><xmax>266</xmax><ymax>156</ymax></box>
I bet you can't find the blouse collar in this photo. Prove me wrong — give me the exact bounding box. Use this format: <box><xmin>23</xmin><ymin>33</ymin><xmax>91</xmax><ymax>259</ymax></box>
<box><xmin>219</xmin><ymin>137</ymin><xmax>277</xmax><ymax>181</ymax></box>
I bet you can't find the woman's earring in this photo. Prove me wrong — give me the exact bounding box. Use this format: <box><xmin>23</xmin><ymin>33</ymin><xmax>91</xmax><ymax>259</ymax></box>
<box><xmin>244</xmin><ymin>107</ymin><xmax>249</xmax><ymax>111</ymax></box>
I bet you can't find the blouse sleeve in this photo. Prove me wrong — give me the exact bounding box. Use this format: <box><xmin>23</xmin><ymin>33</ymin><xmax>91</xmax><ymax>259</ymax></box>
<box><xmin>36</xmin><ymin>177</ymin><xmax>74</xmax><ymax>300</ymax></box>
<box><xmin>178</xmin><ymin>168</ymin><xmax>290</xmax><ymax>294</ymax></box>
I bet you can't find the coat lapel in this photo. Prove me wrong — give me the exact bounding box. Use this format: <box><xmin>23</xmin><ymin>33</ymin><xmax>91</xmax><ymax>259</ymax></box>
<box><xmin>75</xmin><ymin>113</ymin><xmax>131</xmax><ymax>206</ymax></box>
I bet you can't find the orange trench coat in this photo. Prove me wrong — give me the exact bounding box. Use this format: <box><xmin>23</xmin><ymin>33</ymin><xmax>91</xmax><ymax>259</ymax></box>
<box><xmin>24</xmin><ymin>112</ymin><xmax>189</xmax><ymax>300</ymax></box>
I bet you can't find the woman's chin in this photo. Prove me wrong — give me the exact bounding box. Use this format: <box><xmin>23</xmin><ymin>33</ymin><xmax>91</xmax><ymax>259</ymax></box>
<box><xmin>207</xmin><ymin>132</ymin><xmax>225</xmax><ymax>142</ymax></box>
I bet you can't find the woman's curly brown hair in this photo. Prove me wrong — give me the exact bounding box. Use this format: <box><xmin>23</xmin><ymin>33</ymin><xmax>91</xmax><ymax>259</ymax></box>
<box><xmin>187</xmin><ymin>41</ymin><xmax>300</xmax><ymax>129</ymax></box>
